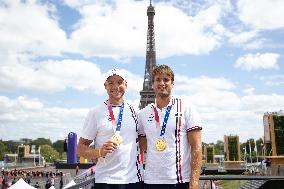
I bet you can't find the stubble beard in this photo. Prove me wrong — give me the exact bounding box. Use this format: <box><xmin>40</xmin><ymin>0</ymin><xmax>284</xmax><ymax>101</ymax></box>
<box><xmin>157</xmin><ymin>92</ymin><xmax>170</xmax><ymax>99</ymax></box>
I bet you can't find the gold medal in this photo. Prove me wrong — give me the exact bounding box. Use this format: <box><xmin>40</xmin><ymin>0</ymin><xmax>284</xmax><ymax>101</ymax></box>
<box><xmin>155</xmin><ymin>139</ymin><xmax>167</xmax><ymax>151</ymax></box>
<box><xmin>111</xmin><ymin>134</ymin><xmax>123</xmax><ymax>145</ymax></box>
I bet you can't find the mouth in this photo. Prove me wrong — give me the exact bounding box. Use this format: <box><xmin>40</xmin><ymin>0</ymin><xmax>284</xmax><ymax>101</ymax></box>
<box><xmin>158</xmin><ymin>86</ymin><xmax>166</xmax><ymax>91</ymax></box>
<box><xmin>111</xmin><ymin>90</ymin><xmax>121</xmax><ymax>95</ymax></box>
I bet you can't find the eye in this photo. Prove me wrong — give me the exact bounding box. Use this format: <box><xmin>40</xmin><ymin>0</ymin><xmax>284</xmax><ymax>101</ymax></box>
<box><xmin>163</xmin><ymin>78</ymin><xmax>170</xmax><ymax>82</ymax></box>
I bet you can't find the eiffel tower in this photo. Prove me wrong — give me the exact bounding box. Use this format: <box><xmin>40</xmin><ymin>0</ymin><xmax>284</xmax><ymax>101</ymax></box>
<box><xmin>139</xmin><ymin>0</ymin><xmax>156</xmax><ymax>109</ymax></box>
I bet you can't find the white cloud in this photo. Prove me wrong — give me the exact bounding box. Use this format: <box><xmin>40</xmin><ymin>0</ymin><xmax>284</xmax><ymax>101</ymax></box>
<box><xmin>234</xmin><ymin>53</ymin><xmax>280</xmax><ymax>71</ymax></box>
<box><xmin>175</xmin><ymin>75</ymin><xmax>235</xmax><ymax>94</ymax></box>
<box><xmin>171</xmin><ymin>74</ymin><xmax>284</xmax><ymax>143</ymax></box>
<box><xmin>155</xmin><ymin>4</ymin><xmax>221</xmax><ymax>57</ymax></box>
<box><xmin>243</xmin><ymin>87</ymin><xmax>255</xmax><ymax>95</ymax></box>
<box><xmin>237</xmin><ymin>0</ymin><xmax>284</xmax><ymax>30</ymax></box>
<box><xmin>66</xmin><ymin>0</ymin><xmax>226</xmax><ymax>59</ymax></box>
<box><xmin>228</xmin><ymin>31</ymin><xmax>258</xmax><ymax>45</ymax></box>
<box><xmin>68</xmin><ymin>1</ymin><xmax>147</xmax><ymax>59</ymax></box>
<box><xmin>259</xmin><ymin>75</ymin><xmax>284</xmax><ymax>86</ymax></box>
<box><xmin>0</xmin><ymin>58</ymin><xmax>104</xmax><ymax>93</ymax></box>
<box><xmin>0</xmin><ymin>0</ymin><xmax>67</xmax><ymax>57</ymax></box>
<box><xmin>0</xmin><ymin>56</ymin><xmax>143</xmax><ymax>94</ymax></box>
<box><xmin>244</xmin><ymin>39</ymin><xmax>264</xmax><ymax>50</ymax></box>
<box><xmin>241</xmin><ymin>94</ymin><xmax>284</xmax><ymax>112</ymax></box>
<box><xmin>0</xmin><ymin>96</ymin><xmax>88</xmax><ymax>141</ymax></box>
<box><xmin>196</xmin><ymin>93</ymin><xmax>284</xmax><ymax>143</ymax></box>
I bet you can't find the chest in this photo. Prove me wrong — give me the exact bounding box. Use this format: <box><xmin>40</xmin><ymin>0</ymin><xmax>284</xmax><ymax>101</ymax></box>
<box><xmin>143</xmin><ymin>107</ymin><xmax>186</xmax><ymax>136</ymax></box>
<box><xmin>97</xmin><ymin>107</ymin><xmax>137</xmax><ymax>134</ymax></box>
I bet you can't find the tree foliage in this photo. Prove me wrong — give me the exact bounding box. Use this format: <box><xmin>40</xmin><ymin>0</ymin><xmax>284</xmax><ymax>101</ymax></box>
<box><xmin>31</xmin><ymin>138</ymin><xmax>52</xmax><ymax>147</ymax></box>
<box><xmin>215</xmin><ymin>140</ymin><xmax>224</xmax><ymax>155</ymax></box>
<box><xmin>0</xmin><ymin>141</ymin><xmax>5</xmax><ymax>160</ymax></box>
<box><xmin>52</xmin><ymin>140</ymin><xmax>64</xmax><ymax>154</ymax></box>
<box><xmin>2</xmin><ymin>140</ymin><xmax>18</xmax><ymax>153</ymax></box>
<box><xmin>40</xmin><ymin>144</ymin><xmax>60</xmax><ymax>163</ymax></box>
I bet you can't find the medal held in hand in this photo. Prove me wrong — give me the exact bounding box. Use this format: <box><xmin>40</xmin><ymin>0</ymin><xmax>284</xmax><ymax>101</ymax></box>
<box><xmin>107</xmin><ymin>101</ymin><xmax>125</xmax><ymax>146</ymax></box>
<box><xmin>111</xmin><ymin>134</ymin><xmax>123</xmax><ymax>145</ymax></box>
<box><xmin>155</xmin><ymin>138</ymin><xmax>167</xmax><ymax>151</ymax></box>
<box><xmin>153</xmin><ymin>105</ymin><xmax>172</xmax><ymax>152</ymax></box>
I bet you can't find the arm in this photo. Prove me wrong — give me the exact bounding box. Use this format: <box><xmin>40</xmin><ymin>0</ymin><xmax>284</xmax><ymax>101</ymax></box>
<box><xmin>77</xmin><ymin>137</ymin><xmax>118</xmax><ymax>160</ymax></box>
<box><xmin>77</xmin><ymin>137</ymin><xmax>101</xmax><ymax>160</ymax></box>
<box><xmin>139</xmin><ymin>136</ymin><xmax>147</xmax><ymax>153</ymax></box>
<box><xmin>187</xmin><ymin>130</ymin><xmax>202</xmax><ymax>189</ymax></box>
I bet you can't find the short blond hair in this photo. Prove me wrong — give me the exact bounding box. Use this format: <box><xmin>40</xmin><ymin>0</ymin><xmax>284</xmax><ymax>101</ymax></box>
<box><xmin>151</xmin><ymin>64</ymin><xmax>174</xmax><ymax>83</ymax></box>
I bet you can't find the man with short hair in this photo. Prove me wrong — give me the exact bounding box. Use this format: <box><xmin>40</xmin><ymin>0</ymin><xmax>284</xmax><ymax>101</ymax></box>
<box><xmin>77</xmin><ymin>69</ymin><xmax>143</xmax><ymax>189</ymax></box>
<box><xmin>139</xmin><ymin>64</ymin><xmax>202</xmax><ymax>189</ymax></box>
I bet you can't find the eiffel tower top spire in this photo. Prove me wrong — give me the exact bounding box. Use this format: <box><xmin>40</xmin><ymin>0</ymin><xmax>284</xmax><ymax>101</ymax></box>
<box><xmin>139</xmin><ymin>1</ymin><xmax>156</xmax><ymax>109</ymax></box>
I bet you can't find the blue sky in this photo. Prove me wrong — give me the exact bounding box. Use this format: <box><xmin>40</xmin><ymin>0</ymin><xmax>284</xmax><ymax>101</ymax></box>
<box><xmin>0</xmin><ymin>0</ymin><xmax>283</xmax><ymax>143</ymax></box>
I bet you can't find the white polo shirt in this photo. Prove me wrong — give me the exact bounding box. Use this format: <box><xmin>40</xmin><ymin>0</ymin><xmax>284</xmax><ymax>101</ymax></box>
<box><xmin>80</xmin><ymin>100</ymin><xmax>143</xmax><ymax>184</ymax></box>
<box><xmin>138</xmin><ymin>97</ymin><xmax>202</xmax><ymax>184</ymax></box>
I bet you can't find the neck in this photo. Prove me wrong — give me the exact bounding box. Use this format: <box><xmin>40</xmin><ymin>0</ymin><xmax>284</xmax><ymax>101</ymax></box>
<box><xmin>156</xmin><ymin>95</ymin><xmax>171</xmax><ymax>109</ymax></box>
<box><xmin>109</xmin><ymin>98</ymin><xmax>124</xmax><ymax>105</ymax></box>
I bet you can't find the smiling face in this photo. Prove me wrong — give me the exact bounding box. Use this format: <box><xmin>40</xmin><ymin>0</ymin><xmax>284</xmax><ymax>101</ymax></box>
<box><xmin>151</xmin><ymin>65</ymin><xmax>175</xmax><ymax>99</ymax></box>
<box><xmin>152</xmin><ymin>72</ymin><xmax>174</xmax><ymax>98</ymax></box>
<box><xmin>104</xmin><ymin>75</ymin><xmax>127</xmax><ymax>104</ymax></box>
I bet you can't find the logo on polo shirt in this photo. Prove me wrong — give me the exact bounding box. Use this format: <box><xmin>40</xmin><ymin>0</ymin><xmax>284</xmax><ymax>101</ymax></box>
<box><xmin>148</xmin><ymin>113</ymin><xmax>154</xmax><ymax>122</ymax></box>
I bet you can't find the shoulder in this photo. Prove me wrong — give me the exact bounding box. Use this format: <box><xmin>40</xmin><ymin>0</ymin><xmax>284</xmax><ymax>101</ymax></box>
<box><xmin>85</xmin><ymin>102</ymin><xmax>107</xmax><ymax>118</ymax></box>
<box><xmin>138</xmin><ymin>103</ymin><xmax>154</xmax><ymax>115</ymax></box>
<box><xmin>124</xmin><ymin>101</ymin><xmax>138</xmax><ymax>110</ymax></box>
<box><xmin>178</xmin><ymin>97</ymin><xmax>198</xmax><ymax>112</ymax></box>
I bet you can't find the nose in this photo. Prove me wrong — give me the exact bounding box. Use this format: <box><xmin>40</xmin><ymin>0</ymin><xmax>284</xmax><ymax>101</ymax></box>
<box><xmin>111</xmin><ymin>83</ymin><xmax>120</xmax><ymax>89</ymax></box>
<box><xmin>158</xmin><ymin>80</ymin><xmax>165</xmax><ymax>86</ymax></box>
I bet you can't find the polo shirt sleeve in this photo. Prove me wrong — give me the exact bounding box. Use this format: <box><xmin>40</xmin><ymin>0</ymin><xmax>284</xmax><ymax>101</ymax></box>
<box><xmin>138</xmin><ymin>109</ymin><xmax>146</xmax><ymax>137</ymax></box>
<box><xmin>184</xmin><ymin>103</ymin><xmax>202</xmax><ymax>132</ymax></box>
<box><xmin>80</xmin><ymin>109</ymin><xmax>98</xmax><ymax>140</ymax></box>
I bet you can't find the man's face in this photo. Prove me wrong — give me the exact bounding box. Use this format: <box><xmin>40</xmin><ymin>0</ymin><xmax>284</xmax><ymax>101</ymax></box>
<box><xmin>152</xmin><ymin>73</ymin><xmax>174</xmax><ymax>98</ymax></box>
<box><xmin>104</xmin><ymin>75</ymin><xmax>127</xmax><ymax>101</ymax></box>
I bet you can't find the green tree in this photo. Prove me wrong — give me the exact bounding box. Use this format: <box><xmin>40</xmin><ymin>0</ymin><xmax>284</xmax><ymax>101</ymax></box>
<box><xmin>240</xmin><ymin>142</ymin><xmax>247</xmax><ymax>161</ymax></box>
<box><xmin>31</xmin><ymin>138</ymin><xmax>52</xmax><ymax>147</ymax></box>
<box><xmin>256</xmin><ymin>137</ymin><xmax>264</xmax><ymax>156</ymax></box>
<box><xmin>2</xmin><ymin>140</ymin><xmax>18</xmax><ymax>153</ymax></box>
<box><xmin>215</xmin><ymin>140</ymin><xmax>224</xmax><ymax>155</ymax></box>
<box><xmin>52</xmin><ymin>140</ymin><xmax>64</xmax><ymax>154</ymax></box>
<box><xmin>245</xmin><ymin>138</ymin><xmax>256</xmax><ymax>162</ymax></box>
<box><xmin>0</xmin><ymin>141</ymin><xmax>5</xmax><ymax>160</ymax></box>
<box><xmin>18</xmin><ymin>146</ymin><xmax>25</xmax><ymax>163</ymax></box>
<box><xmin>52</xmin><ymin>140</ymin><xmax>65</xmax><ymax>159</ymax></box>
<box><xmin>40</xmin><ymin>145</ymin><xmax>60</xmax><ymax>163</ymax></box>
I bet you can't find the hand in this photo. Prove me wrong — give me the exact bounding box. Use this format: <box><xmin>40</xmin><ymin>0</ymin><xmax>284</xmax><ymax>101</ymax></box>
<box><xmin>100</xmin><ymin>140</ymin><xmax>118</xmax><ymax>157</ymax></box>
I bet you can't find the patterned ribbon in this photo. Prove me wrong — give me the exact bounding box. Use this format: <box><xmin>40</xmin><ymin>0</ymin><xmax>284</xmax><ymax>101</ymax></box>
<box><xmin>107</xmin><ymin>101</ymin><xmax>124</xmax><ymax>133</ymax></box>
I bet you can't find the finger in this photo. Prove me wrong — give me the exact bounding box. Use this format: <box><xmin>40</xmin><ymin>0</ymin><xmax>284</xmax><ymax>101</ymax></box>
<box><xmin>104</xmin><ymin>145</ymin><xmax>117</xmax><ymax>151</ymax></box>
<box><xmin>104</xmin><ymin>142</ymin><xmax>118</xmax><ymax>149</ymax></box>
<box><xmin>105</xmin><ymin>141</ymin><xmax>118</xmax><ymax>146</ymax></box>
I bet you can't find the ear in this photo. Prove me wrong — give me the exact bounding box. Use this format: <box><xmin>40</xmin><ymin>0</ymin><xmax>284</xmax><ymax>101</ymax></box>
<box><xmin>124</xmin><ymin>80</ymin><xmax>128</xmax><ymax>89</ymax></box>
<box><xmin>104</xmin><ymin>81</ymin><xmax>107</xmax><ymax>89</ymax></box>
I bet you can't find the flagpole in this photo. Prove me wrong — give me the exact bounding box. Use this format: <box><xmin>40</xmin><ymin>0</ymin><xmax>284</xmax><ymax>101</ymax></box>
<box><xmin>249</xmin><ymin>140</ymin><xmax>252</xmax><ymax>164</ymax></box>
<box><xmin>255</xmin><ymin>140</ymin><xmax>258</xmax><ymax>163</ymax></box>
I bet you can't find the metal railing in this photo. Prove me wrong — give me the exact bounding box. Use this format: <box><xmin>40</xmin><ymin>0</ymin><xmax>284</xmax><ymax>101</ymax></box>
<box><xmin>65</xmin><ymin>175</ymin><xmax>284</xmax><ymax>189</ymax></box>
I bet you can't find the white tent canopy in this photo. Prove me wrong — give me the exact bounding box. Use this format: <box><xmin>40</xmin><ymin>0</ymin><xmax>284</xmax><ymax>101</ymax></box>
<box><xmin>8</xmin><ymin>178</ymin><xmax>36</xmax><ymax>189</ymax></box>
<box><xmin>63</xmin><ymin>179</ymin><xmax>76</xmax><ymax>189</ymax></box>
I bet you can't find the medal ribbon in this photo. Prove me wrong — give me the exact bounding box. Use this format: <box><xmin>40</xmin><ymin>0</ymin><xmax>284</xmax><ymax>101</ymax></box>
<box><xmin>107</xmin><ymin>101</ymin><xmax>124</xmax><ymax>133</ymax></box>
<box><xmin>153</xmin><ymin>105</ymin><xmax>172</xmax><ymax>137</ymax></box>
